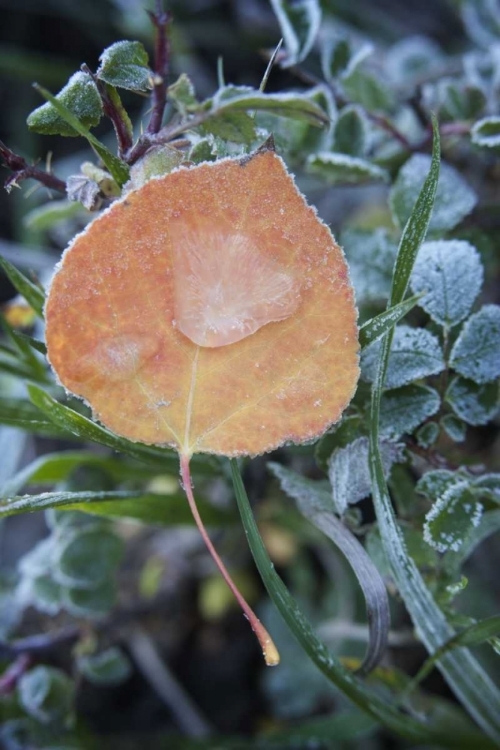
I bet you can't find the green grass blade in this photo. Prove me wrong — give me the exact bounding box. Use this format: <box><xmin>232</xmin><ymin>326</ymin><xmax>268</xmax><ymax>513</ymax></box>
<box><xmin>33</xmin><ymin>83</ymin><xmax>130</xmax><ymax>187</ymax></box>
<box><xmin>359</xmin><ymin>295</ymin><xmax>420</xmax><ymax>349</ymax></box>
<box><xmin>0</xmin><ymin>255</ymin><xmax>45</xmax><ymax>317</ymax></box>
<box><xmin>230</xmin><ymin>460</ymin><xmax>494</xmax><ymax>748</ymax></box>
<box><xmin>368</xmin><ymin>117</ymin><xmax>500</xmax><ymax>741</ymax></box>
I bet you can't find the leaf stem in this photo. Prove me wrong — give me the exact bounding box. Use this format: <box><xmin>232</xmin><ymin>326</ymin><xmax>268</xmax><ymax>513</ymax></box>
<box><xmin>147</xmin><ymin>1</ymin><xmax>171</xmax><ymax>135</ymax></box>
<box><xmin>0</xmin><ymin>139</ymin><xmax>66</xmax><ymax>194</ymax></box>
<box><xmin>179</xmin><ymin>453</ymin><xmax>279</xmax><ymax>666</ymax></box>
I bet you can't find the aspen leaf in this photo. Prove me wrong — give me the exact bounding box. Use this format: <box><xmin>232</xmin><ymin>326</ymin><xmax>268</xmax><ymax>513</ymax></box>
<box><xmin>45</xmin><ymin>150</ymin><xmax>359</xmax><ymax>460</ymax></box>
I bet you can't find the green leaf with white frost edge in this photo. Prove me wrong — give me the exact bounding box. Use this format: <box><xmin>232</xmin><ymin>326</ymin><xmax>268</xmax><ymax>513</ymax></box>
<box><xmin>380</xmin><ymin>384</ymin><xmax>441</xmax><ymax>440</ymax></box>
<box><xmin>343</xmin><ymin>228</ymin><xmax>397</xmax><ymax>304</ymax></box>
<box><xmin>424</xmin><ymin>480</ymin><xmax>483</xmax><ymax>553</ymax></box>
<box><xmin>269</xmin><ymin>0</ymin><xmax>321</xmax><ymax>67</ymax></box>
<box><xmin>97</xmin><ymin>40</ymin><xmax>152</xmax><ymax>92</ymax></box>
<box><xmin>362</xmin><ymin>325</ymin><xmax>445</xmax><ymax>389</ymax></box>
<box><xmin>450</xmin><ymin>305</ymin><xmax>500</xmax><ymax>384</ymax></box>
<box><xmin>27</xmin><ymin>71</ymin><xmax>102</xmax><ymax>136</ymax></box>
<box><xmin>471</xmin><ymin>116</ymin><xmax>500</xmax><ymax>148</ymax></box>
<box><xmin>390</xmin><ymin>154</ymin><xmax>477</xmax><ymax>233</ymax></box>
<box><xmin>410</xmin><ymin>240</ymin><xmax>483</xmax><ymax>328</ymax></box>
<box><xmin>307</xmin><ymin>153</ymin><xmax>388</xmax><ymax>184</ymax></box>
<box><xmin>446</xmin><ymin>377</ymin><xmax>500</xmax><ymax>426</ymax></box>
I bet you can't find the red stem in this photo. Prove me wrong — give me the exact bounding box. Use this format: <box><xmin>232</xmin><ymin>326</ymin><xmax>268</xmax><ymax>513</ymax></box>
<box><xmin>179</xmin><ymin>454</ymin><xmax>279</xmax><ymax>666</ymax></box>
<box><xmin>147</xmin><ymin>2</ymin><xmax>171</xmax><ymax>135</ymax></box>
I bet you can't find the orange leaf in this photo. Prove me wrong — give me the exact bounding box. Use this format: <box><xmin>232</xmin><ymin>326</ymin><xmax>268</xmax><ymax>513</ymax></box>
<box><xmin>46</xmin><ymin>149</ymin><xmax>359</xmax><ymax>459</ymax></box>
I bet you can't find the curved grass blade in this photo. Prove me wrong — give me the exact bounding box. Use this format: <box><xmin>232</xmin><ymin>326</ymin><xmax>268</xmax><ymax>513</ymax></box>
<box><xmin>368</xmin><ymin>117</ymin><xmax>500</xmax><ymax>741</ymax></box>
<box><xmin>0</xmin><ymin>254</ymin><xmax>45</xmax><ymax>318</ymax></box>
<box><xmin>33</xmin><ymin>83</ymin><xmax>130</xmax><ymax>187</ymax></box>
<box><xmin>359</xmin><ymin>295</ymin><xmax>421</xmax><ymax>349</ymax></box>
<box><xmin>230</xmin><ymin>460</ymin><xmax>494</xmax><ymax>748</ymax></box>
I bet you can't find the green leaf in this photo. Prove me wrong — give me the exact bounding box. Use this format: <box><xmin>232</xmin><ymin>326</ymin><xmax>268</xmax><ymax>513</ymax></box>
<box><xmin>0</xmin><ymin>396</ymin><xmax>68</xmax><ymax>437</ymax></box>
<box><xmin>380</xmin><ymin>384</ymin><xmax>440</xmax><ymax>440</ymax></box>
<box><xmin>449</xmin><ymin>305</ymin><xmax>500</xmax><ymax>384</ymax></box>
<box><xmin>200</xmin><ymin>110</ymin><xmax>257</xmax><ymax>144</ymax></box>
<box><xmin>0</xmin><ymin>489</ymin><xmax>231</xmax><ymax>527</ymax></box>
<box><xmin>341</xmin><ymin>68</ymin><xmax>394</xmax><ymax>112</ymax></box>
<box><xmin>440</xmin><ymin>414</ymin><xmax>467</xmax><ymax>443</ymax></box>
<box><xmin>471</xmin><ymin>116</ymin><xmax>500</xmax><ymax>148</ymax></box>
<box><xmin>18</xmin><ymin>666</ymin><xmax>75</xmax><ymax>725</ymax></box>
<box><xmin>416</xmin><ymin>469</ymin><xmax>469</xmax><ymax>502</ymax></box>
<box><xmin>212</xmin><ymin>87</ymin><xmax>329</xmax><ymax>126</ymax></box>
<box><xmin>307</xmin><ymin>153</ymin><xmax>388</xmax><ymax>185</ymax></box>
<box><xmin>416</xmin><ymin>421</ymin><xmax>440</xmax><ymax>448</ymax></box>
<box><xmin>168</xmin><ymin>73</ymin><xmax>198</xmax><ymax>115</ymax></box>
<box><xmin>77</xmin><ymin>646</ymin><xmax>132</xmax><ymax>685</ymax></box>
<box><xmin>0</xmin><ymin>255</ymin><xmax>45</xmax><ymax>318</ymax></box>
<box><xmin>424</xmin><ymin>480</ymin><xmax>483</xmax><ymax>553</ymax></box>
<box><xmin>328</xmin><ymin>437</ymin><xmax>404</xmax><ymax>514</ymax></box>
<box><xmin>359</xmin><ymin>296</ymin><xmax>421</xmax><ymax>349</ymax></box>
<box><xmin>269</xmin><ymin>461</ymin><xmax>390</xmax><ymax>675</ymax></box>
<box><xmin>63</xmin><ymin>578</ymin><xmax>116</xmax><ymax>618</ymax></box>
<box><xmin>343</xmin><ymin>228</ymin><xmax>397</xmax><ymax>305</ymax></box>
<box><xmin>269</xmin><ymin>0</ymin><xmax>321</xmax><ymax>66</ymax></box>
<box><xmin>369</xmin><ymin>118</ymin><xmax>500</xmax><ymax>741</ymax></box>
<box><xmin>55</xmin><ymin>528</ymin><xmax>123</xmax><ymax>588</ymax></box>
<box><xmin>446</xmin><ymin>377</ymin><xmax>500</xmax><ymax>426</ymax></box>
<box><xmin>314</xmin><ymin>414</ymin><xmax>363</xmax><ymax>470</ymax></box>
<box><xmin>333</xmin><ymin>104</ymin><xmax>368</xmax><ymax>156</ymax></box>
<box><xmin>390</xmin><ymin>155</ymin><xmax>477</xmax><ymax>234</ymax></box>
<box><xmin>97</xmin><ymin>40</ymin><xmax>152</xmax><ymax>92</ymax></box>
<box><xmin>231</xmin><ymin>460</ymin><xmax>493</xmax><ymax>746</ymax></box>
<box><xmin>321</xmin><ymin>37</ymin><xmax>352</xmax><ymax>81</ymax></box>
<box><xmin>27</xmin><ymin>71</ymin><xmax>102</xmax><ymax>136</ymax></box>
<box><xmin>410</xmin><ymin>240</ymin><xmax>483</xmax><ymax>328</ymax></box>
<box><xmin>24</xmin><ymin>199</ymin><xmax>87</xmax><ymax>231</ymax></box>
<box><xmin>361</xmin><ymin>325</ymin><xmax>445</xmax><ymax>389</ymax></box>
<box><xmin>32</xmin><ymin>84</ymin><xmax>130</xmax><ymax>187</ymax></box>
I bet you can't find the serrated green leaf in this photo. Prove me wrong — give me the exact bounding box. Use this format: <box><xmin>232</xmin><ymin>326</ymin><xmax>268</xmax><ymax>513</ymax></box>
<box><xmin>27</xmin><ymin>71</ymin><xmax>102</xmax><ymax>137</ymax></box>
<box><xmin>97</xmin><ymin>40</ymin><xmax>152</xmax><ymax>92</ymax></box>
<box><xmin>269</xmin><ymin>0</ymin><xmax>321</xmax><ymax>67</ymax></box>
<box><xmin>380</xmin><ymin>384</ymin><xmax>440</xmax><ymax>440</ymax></box>
<box><xmin>33</xmin><ymin>84</ymin><xmax>129</xmax><ymax>187</ymax></box>
<box><xmin>449</xmin><ymin>305</ymin><xmax>500</xmax><ymax>384</ymax></box>
<box><xmin>0</xmin><ymin>255</ymin><xmax>45</xmax><ymax>318</ymax></box>
<box><xmin>424</xmin><ymin>480</ymin><xmax>482</xmax><ymax>553</ymax></box>
<box><xmin>168</xmin><ymin>73</ymin><xmax>198</xmax><ymax>115</ymax></box>
<box><xmin>410</xmin><ymin>240</ymin><xmax>483</xmax><ymax>328</ymax></box>
<box><xmin>200</xmin><ymin>110</ymin><xmax>257</xmax><ymax>144</ymax></box>
<box><xmin>362</xmin><ymin>325</ymin><xmax>445</xmax><ymax>389</ymax></box>
<box><xmin>416</xmin><ymin>469</ymin><xmax>470</xmax><ymax>502</ymax></box>
<box><xmin>307</xmin><ymin>153</ymin><xmax>388</xmax><ymax>185</ymax></box>
<box><xmin>390</xmin><ymin>154</ymin><xmax>477</xmax><ymax>234</ymax></box>
<box><xmin>446</xmin><ymin>377</ymin><xmax>499</xmax><ymax>426</ymax></box>
<box><xmin>471</xmin><ymin>116</ymin><xmax>500</xmax><ymax>148</ymax></box>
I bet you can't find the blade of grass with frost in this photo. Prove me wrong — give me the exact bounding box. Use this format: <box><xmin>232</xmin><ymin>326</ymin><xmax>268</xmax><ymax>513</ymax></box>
<box><xmin>368</xmin><ymin>116</ymin><xmax>500</xmax><ymax>741</ymax></box>
<box><xmin>359</xmin><ymin>294</ymin><xmax>421</xmax><ymax>349</ymax></box>
<box><xmin>230</xmin><ymin>460</ymin><xmax>495</xmax><ymax>748</ymax></box>
<box><xmin>0</xmin><ymin>255</ymin><xmax>45</xmax><ymax>318</ymax></box>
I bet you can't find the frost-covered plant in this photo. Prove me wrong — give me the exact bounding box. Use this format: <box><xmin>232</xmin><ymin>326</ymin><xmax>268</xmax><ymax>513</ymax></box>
<box><xmin>0</xmin><ymin>1</ymin><xmax>500</xmax><ymax>748</ymax></box>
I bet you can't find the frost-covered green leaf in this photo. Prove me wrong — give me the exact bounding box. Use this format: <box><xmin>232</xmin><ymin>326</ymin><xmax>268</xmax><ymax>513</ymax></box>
<box><xmin>78</xmin><ymin>647</ymin><xmax>132</xmax><ymax>685</ymax></box>
<box><xmin>361</xmin><ymin>325</ymin><xmax>445</xmax><ymax>389</ymax></box>
<box><xmin>328</xmin><ymin>437</ymin><xmax>404</xmax><ymax>515</ymax></box>
<box><xmin>168</xmin><ymin>73</ymin><xmax>198</xmax><ymax>114</ymax></box>
<box><xmin>450</xmin><ymin>305</ymin><xmax>500</xmax><ymax>384</ymax></box>
<box><xmin>441</xmin><ymin>414</ymin><xmax>467</xmax><ymax>443</ymax></box>
<box><xmin>416</xmin><ymin>421</ymin><xmax>440</xmax><ymax>448</ymax></box>
<box><xmin>390</xmin><ymin>155</ymin><xmax>477</xmax><ymax>233</ymax></box>
<box><xmin>18</xmin><ymin>666</ymin><xmax>75</xmax><ymax>725</ymax></box>
<box><xmin>126</xmin><ymin>145</ymin><xmax>184</xmax><ymax>190</ymax></box>
<box><xmin>24</xmin><ymin>200</ymin><xmax>87</xmax><ymax>231</ymax></box>
<box><xmin>321</xmin><ymin>37</ymin><xmax>351</xmax><ymax>81</ymax></box>
<box><xmin>269</xmin><ymin>0</ymin><xmax>321</xmax><ymax>66</ymax></box>
<box><xmin>424</xmin><ymin>480</ymin><xmax>483</xmax><ymax>553</ymax></box>
<box><xmin>343</xmin><ymin>228</ymin><xmax>397</xmax><ymax>304</ymax></box>
<box><xmin>341</xmin><ymin>68</ymin><xmax>394</xmax><ymax>112</ymax></box>
<box><xmin>212</xmin><ymin>87</ymin><xmax>329</xmax><ymax>126</ymax></box>
<box><xmin>385</xmin><ymin>36</ymin><xmax>444</xmax><ymax>85</ymax></box>
<box><xmin>63</xmin><ymin>578</ymin><xmax>116</xmax><ymax>618</ymax></box>
<box><xmin>314</xmin><ymin>414</ymin><xmax>363</xmax><ymax>470</ymax></box>
<box><xmin>307</xmin><ymin>153</ymin><xmax>388</xmax><ymax>185</ymax></box>
<box><xmin>333</xmin><ymin>105</ymin><xmax>369</xmax><ymax>156</ymax></box>
<box><xmin>268</xmin><ymin>462</ymin><xmax>333</xmax><ymax>512</ymax></box>
<box><xmin>410</xmin><ymin>240</ymin><xmax>483</xmax><ymax>328</ymax></box>
<box><xmin>27</xmin><ymin>72</ymin><xmax>102</xmax><ymax>137</ymax></box>
<box><xmin>97</xmin><ymin>40</ymin><xmax>152</xmax><ymax>92</ymax></box>
<box><xmin>446</xmin><ymin>377</ymin><xmax>499</xmax><ymax>426</ymax></box>
<box><xmin>471</xmin><ymin>116</ymin><xmax>500</xmax><ymax>148</ymax></box>
<box><xmin>417</xmin><ymin>469</ymin><xmax>470</xmax><ymax>502</ymax></box>
<box><xmin>200</xmin><ymin>110</ymin><xmax>257</xmax><ymax>144</ymax></box>
<box><xmin>461</xmin><ymin>0</ymin><xmax>500</xmax><ymax>48</ymax></box>
<box><xmin>380</xmin><ymin>384</ymin><xmax>440</xmax><ymax>440</ymax></box>
<box><xmin>54</xmin><ymin>528</ymin><xmax>123</xmax><ymax>589</ymax></box>
<box><xmin>433</xmin><ymin>79</ymin><xmax>486</xmax><ymax>122</ymax></box>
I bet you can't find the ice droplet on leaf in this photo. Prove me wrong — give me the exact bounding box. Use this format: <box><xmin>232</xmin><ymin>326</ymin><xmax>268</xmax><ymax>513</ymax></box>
<box><xmin>172</xmin><ymin>227</ymin><xmax>300</xmax><ymax>347</ymax></box>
